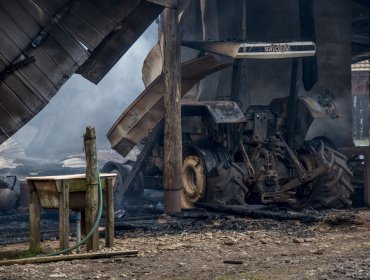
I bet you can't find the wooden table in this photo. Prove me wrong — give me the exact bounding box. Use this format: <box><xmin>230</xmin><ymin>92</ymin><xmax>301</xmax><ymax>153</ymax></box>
<box><xmin>26</xmin><ymin>173</ymin><xmax>116</xmax><ymax>252</ymax></box>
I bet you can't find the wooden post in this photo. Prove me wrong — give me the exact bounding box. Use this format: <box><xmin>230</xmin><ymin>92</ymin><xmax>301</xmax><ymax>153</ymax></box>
<box><xmin>104</xmin><ymin>177</ymin><xmax>115</xmax><ymax>248</ymax></box>
<box><xmin>59</xmin><ymin>180</ymin><xmax>69</xmax><ymax>251</ymax></box>
<box><xmin>163</xmin><ymin>3</ymin><xmax>183</xmax><ymax>213</ymax></box>
<box><xmin>29</xmin><ymin>183</ymin><xmax>40</xmax><ymax>251</ymax></box>
<box><xmin>84</xmin><ymin>126</ymin><xmax>99</xmax><ymax>251</ymax></box>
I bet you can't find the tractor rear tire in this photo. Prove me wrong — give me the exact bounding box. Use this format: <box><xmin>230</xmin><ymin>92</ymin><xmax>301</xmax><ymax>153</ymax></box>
<box><xmin>306</xmin><ymin>142</ymin><xmax>354</xmax><ymax>209</ymax></box>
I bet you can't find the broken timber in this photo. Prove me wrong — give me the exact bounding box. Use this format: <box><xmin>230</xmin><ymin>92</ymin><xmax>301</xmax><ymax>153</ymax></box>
<box><xmin>197</xmin><ymin>203</ymin><xmax>324</xmax><ymax>224</ymax></box>
<box><xmin>0</xmin><ymin>251</ymin><xmax>138</xmax><ymax>267</ymax></box>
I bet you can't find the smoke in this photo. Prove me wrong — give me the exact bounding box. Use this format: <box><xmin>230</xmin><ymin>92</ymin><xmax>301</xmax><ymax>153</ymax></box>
<box><xmin>5</xmin><ymin>23</ymin><xmax>158</xmax><ymax>161</ymax></box>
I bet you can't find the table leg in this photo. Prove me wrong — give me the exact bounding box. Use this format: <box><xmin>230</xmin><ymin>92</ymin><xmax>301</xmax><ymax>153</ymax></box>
<box><xmin>59</xmin><ymin>180</ymin><xmax>70</xmax><ymax>251</ymax></box>
<box><xmin>104</xmin><ymin>178</ymin><xmax>114</xmax><ymax>248</ymax></box>
<box><xmin>29</xmin><ymin>183</ymin><xmax>40</xmax><ymax>251</ymax></box>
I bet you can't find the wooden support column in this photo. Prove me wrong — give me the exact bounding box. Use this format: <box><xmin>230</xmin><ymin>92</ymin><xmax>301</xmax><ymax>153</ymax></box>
<box><xmin>59</xmin><ymin>180</ymin><xmax>69</xmax><ymax>250</ymax></box>
<box><xmin>84</xmin><ymin>126</ymin><xmax>99</xmax><ymax>251</ymax></box>
<box><xmin>29</xmin><ymin>182</ymin><xmax>40</xmax><ymax>251</ymax></box>
<box><xmin>163</xmin><ymin>3</ymin><xmax>183</xmax><ymax>213</ymax></box>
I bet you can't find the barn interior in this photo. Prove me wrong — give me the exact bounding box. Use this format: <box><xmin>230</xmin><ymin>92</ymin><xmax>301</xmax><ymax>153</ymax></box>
<box><xmin>0</xmin><ymin>0</ymin><xmax>369</xmax><ymax>279</ymax></box>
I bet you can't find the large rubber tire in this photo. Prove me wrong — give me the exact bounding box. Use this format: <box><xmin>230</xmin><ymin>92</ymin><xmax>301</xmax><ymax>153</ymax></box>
<box><xmin>305</xmin><ymin>142</ymin><xmax>354</xmax><ymax>209</ymax></box>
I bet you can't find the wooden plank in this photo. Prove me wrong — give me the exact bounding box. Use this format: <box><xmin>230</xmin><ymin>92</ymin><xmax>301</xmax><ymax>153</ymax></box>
<box><xmin>0</xmin><ymin>35</ymin><xmax>48</xmax><ymax>105</ymax></box>
<box><xmin>19</xmin><ymin>1</ymin><xmax>89</xmax><ymax>67</ymax></box>
<box><xmin>26</xmin><ymin>48</ymin><xmax>67</xmax><ymax>88</ymax></box>
<box><xmin>3</xmin><ymin>74</ymin><xmax>46</xmax><ymax>114</ymax></box>
<box><xmin>61</xmin><ymin>10</ymin><xmax>105</xmax><ymax>50</ymax></box>
<box><xmin>162</xmin><ymin>5</ymin><xmax>182</xmax><ymax>213</ymax></box>
<box><xmin>17</xmin><ymin>65</ymin><xmax>57</xmax><ymax>101</ymax></box>
<box><xmin>0</xmin><ymin>6</ymin><xmax>65</xmax><ymax>91</ymax></box>
<box><xmin>36</xmin><ymin>36</ymin><xmax>77</xmax><ymax>77</ymax></box>
<box><xmin>0</xmin><ymin>131</ymin><xmax>8</xmax><ymax>144</ymax></box>
<box><xmin>59</xmin><ymin>180</ymin><xmax>70</xmax><ymax>251</ymax></box>
<box><xmin>0</xmin><ymin>1</ymin><xmax>40</xmax><ymax>39</ymax></box>
<box><xmin>0</xmin><ymin>19</ymin><xmax>57</xmax><ymax>99</ymax></box>
<box><xmin>119</xmin><ymin>124</ymin><xmax>163</xmax><ymax>198</ymax></box>
<box><xmin>0</xmin><ymin>80</ymin><xmax>34</xmax><ymax>124</ymax></box>
<box><xmin>31</xmin><ymin>0</ymin><xmax>69</xmax><ymax>15</ymax></box>
<box><xmin>0</xmin><ymin>22</ymin><xmax>24</xmax><ymax>63</ymax></box>
<box><xmin>0</xmin><ymin>8</ymin><xmax>30</xmax><ymax>51</ymax></box>
<box><xmin>0</xmin><ymin>250</ymin><xmax>138</xmax><ymax>266</ymax></box>
<box><xmin>0</xmin><ymin>108</ymin><xmax>20</xmax><ymax>137</ymax></box>
<box><xmin>70</xmin><ymin>1</ymin><xmax>115</xmax><ymax>37</ymax></box>
<box><xmin>25</xmin><ymin>0</ymin><xmax>100</xmax><ymax>54</ymax></box>
<box><xmin>29</xmin><ymin>185</ymin><xmax>41</xmax><ymax>251</ymax></box>
<box><xmin>88</xmin><ymin>0</ymin><xmax>141</xmax><ymax>23</ymax></box>
<box><xmin>14</xmin><ymin>0</ymin><xmax>49</xmax><ymax>25</ymax></box>
<box><xmin>49</xmin><ymin>25</ymin><xmax>89</xmax><ymax>67</ymax></box>
<box><xmin>84</xmin><ymin>127</ymin><xmax>99</xmax><ymax>252</ymax></box>
<box><xmin>0</xmin><ymin>84</ymin><xmax>23</xmax><ymax>135</ymax></box>
<box><xmin>1</xmin><ymin>7</ymin><xmax>71</xmax><ymax>88</ymax></box>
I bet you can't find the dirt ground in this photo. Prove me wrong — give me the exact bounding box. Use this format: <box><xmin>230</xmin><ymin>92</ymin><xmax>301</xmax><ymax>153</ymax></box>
<box><xmin>1</xmin><ymin>210</ymin><xmax>370</xmax><ymax>280</ymax></box>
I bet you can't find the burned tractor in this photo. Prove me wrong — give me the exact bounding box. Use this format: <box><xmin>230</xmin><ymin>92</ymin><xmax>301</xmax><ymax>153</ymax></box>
<box><xmin>106</xmin><ymin>97</ymin><xmax>352</xmax><ymax>210</ymax></box>
<box><xmin>103</xmin><ymin>45</ymin><xmax>353</xmax><ymax>210</ymax></box>
<box><xmin>178</xmin><ymin>98</ymin><xmax>353</xmax><ymax>208</ymax></box>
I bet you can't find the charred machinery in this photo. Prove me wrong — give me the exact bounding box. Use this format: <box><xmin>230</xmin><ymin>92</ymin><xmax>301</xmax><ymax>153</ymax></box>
<box><xmin>0</xmin><ymin>176</ymin><xmax>19</xmax><ymax>211</ymax></box>
<box><xmin>104</xmin><ymin>43</ymin><xmax>353</xmax><ymax>210</ymax></box>
<box><xmin>104</xmin><ymin>97</ymin><xmax>353</xmax><ymax>210</ymax></box>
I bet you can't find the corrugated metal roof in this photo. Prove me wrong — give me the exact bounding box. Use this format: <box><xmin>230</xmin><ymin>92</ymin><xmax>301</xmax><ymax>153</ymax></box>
<box><xmin>0</xmin><ymin>0</ymin><xmax>163</xmax><ymax>145</ymax></box>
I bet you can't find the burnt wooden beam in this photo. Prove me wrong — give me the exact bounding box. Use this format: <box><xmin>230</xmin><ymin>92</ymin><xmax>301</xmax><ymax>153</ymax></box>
<box><xmin>197</xmin><ymin>203</ymin><xmax>323</xmax><ymax>224</ymax></box>
<box><xmin>163</xmin><ymin>3</ymin><xmax>183</xmax><ymax>213</ymax></box>
<box><xmin>118</xmin><ymin>123</ymin><xmax>163</xmax><ymax>207</ymax></box>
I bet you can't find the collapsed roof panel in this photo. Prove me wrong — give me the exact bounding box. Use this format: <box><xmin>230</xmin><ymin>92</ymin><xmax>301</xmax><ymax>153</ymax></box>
<box><xmin>77</xmin><ymin>1</ymin><xmax>163</xmax><ymax>83</ymax></box>
<box><xmin>0</xmin><ymin>0</ymin><xmax>163</xmax><ymax>145</ymax></box>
